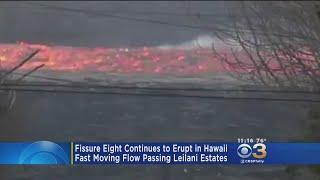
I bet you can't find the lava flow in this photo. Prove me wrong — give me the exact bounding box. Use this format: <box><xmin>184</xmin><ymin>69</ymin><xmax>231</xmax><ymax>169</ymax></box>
<box><xmin>0</xmin><ymin>42</ymin><xmax>228</xmax><ymax>75</ymax></box>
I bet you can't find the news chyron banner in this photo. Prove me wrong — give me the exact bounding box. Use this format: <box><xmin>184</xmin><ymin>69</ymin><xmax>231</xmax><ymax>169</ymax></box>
<box><xmin>0</xmin><ymin>140</ymin><xmax>319</xmax><ymax>165</ymax></box>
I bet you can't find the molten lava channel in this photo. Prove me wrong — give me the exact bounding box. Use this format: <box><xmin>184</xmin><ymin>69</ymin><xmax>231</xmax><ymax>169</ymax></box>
<box><xmin>0</xmin><ymin>42</ymin><xmax>229</xmax><ymax>75</ymax></box>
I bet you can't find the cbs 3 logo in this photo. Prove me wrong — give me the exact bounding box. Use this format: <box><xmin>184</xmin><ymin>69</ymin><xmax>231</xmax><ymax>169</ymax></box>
<box><xmin>237</xmin><ymin>143</ymin><xmax>267</xmax><ymax>159</ymax></box>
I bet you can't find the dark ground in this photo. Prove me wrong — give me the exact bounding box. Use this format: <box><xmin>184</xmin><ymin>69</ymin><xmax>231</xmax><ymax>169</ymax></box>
<box><xmin>0</xmin><ymin>90</ymin><xmax>317</xmax><ymax>180</ymax></box>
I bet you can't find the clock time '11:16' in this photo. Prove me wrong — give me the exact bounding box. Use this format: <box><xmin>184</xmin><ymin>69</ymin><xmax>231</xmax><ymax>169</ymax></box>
<box><xmin>237</xmin><ymin>138</ymin><xmax>267</xmax><ymax>144</ymax></box>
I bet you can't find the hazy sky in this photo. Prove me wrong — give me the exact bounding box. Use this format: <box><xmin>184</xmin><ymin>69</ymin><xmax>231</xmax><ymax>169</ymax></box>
<box><xmin>0</xmin><ymin>1</ymin><xmax>229</xmax><ymax>47</ymax></box>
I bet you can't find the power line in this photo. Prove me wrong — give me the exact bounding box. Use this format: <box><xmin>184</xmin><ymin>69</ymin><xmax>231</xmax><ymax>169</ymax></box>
<box><xmin>8</xmin><ymin>72</ymin><xmax>320</xmax><ymax>94</ymax></box>
<box><xmin>2</xmin><ymin>82</ymin><xmax>320</xmax><ymax>95</ymax></box>
<box><xmin>12</xmin><ymin>72</ymin><xmax>75</xmax><ymax>83</ymax></box>
<box><xmin>0</xmin><ymin>86</ymin><xmax>319</xmax><ymax>103</ymax></box>
<box><xmin>24</xmin><ymin>3</ymin><xmax>317</xmax><ymax>41</ymax></box>
<box><xmin>0</xmin><ymin>50</ymin><xmax>39</xmax><ymax>80</ymax></box>
<box><xmin>25</xmin><ymin>3</ymin><xmax>222</xmax><ymax>32</ymax></box>
<box><xmin>5</xmin><ymin>72</ymin><xmax>320</xmax><ymax>101</ymax></box>
<box><xmin>13</xmin><ymin>3</ymin><xmax>232</xmax><ymax>18</ymax></box>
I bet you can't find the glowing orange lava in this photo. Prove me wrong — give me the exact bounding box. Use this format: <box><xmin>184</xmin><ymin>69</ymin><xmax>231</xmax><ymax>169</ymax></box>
<box><xmin>1</xmin><ymin>42</ymin><xmax>317</xmax><ymax>77</ymax></box>
<box><xmin>0</xmin><ymin>42</ymin><xmax>228</xmax><ymax>75</ymax></box>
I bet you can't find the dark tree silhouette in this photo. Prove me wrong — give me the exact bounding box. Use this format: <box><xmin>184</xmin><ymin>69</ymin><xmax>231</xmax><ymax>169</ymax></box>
<box><xmin>213</xmin><ymin>1</ymin><xmax>320</xmax><ymax>91</ymax></box>
<box><xmin>0</xmin><ymin>50</ymin><xmax>41</xmax><ymax>112</ymax></box>
<box><xmin>212</xmin><ymin>2</ymin><xmax>320</xmax><ymax>177</ymax></box>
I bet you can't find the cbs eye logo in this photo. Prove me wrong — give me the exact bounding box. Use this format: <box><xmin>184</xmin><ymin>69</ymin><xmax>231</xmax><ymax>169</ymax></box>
<box><xmin>237</xmin><ymin>143</ymin><xmax>267</xmax><ymax>159</ymax></box>
<box><xmin>19</xmin><ymin>141</ymin><xmax>69</xmax><ymax>164</ymax></box>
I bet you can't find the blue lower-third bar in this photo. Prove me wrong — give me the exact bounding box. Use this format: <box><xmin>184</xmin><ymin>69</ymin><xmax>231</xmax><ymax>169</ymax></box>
<box><xmin>0</xmin><ymin>141</ymin><xmax>320</xmax><ymax>165</ymax></box>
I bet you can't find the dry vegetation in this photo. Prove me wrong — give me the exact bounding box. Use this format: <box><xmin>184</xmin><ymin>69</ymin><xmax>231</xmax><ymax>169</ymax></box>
<box><xmin>213</xmin><ymin>1</ymin><xmax>320</xmax><ymax>90</ymax></box>
<box><xmin>0</xmin><ymin>50</ymin><xmax>40</xmax><ymax>115</ymax></box>
<box><xmin>213</xmin><ymin>1</ymin><xmax>320</xmax><ymax>177</ymax></box>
